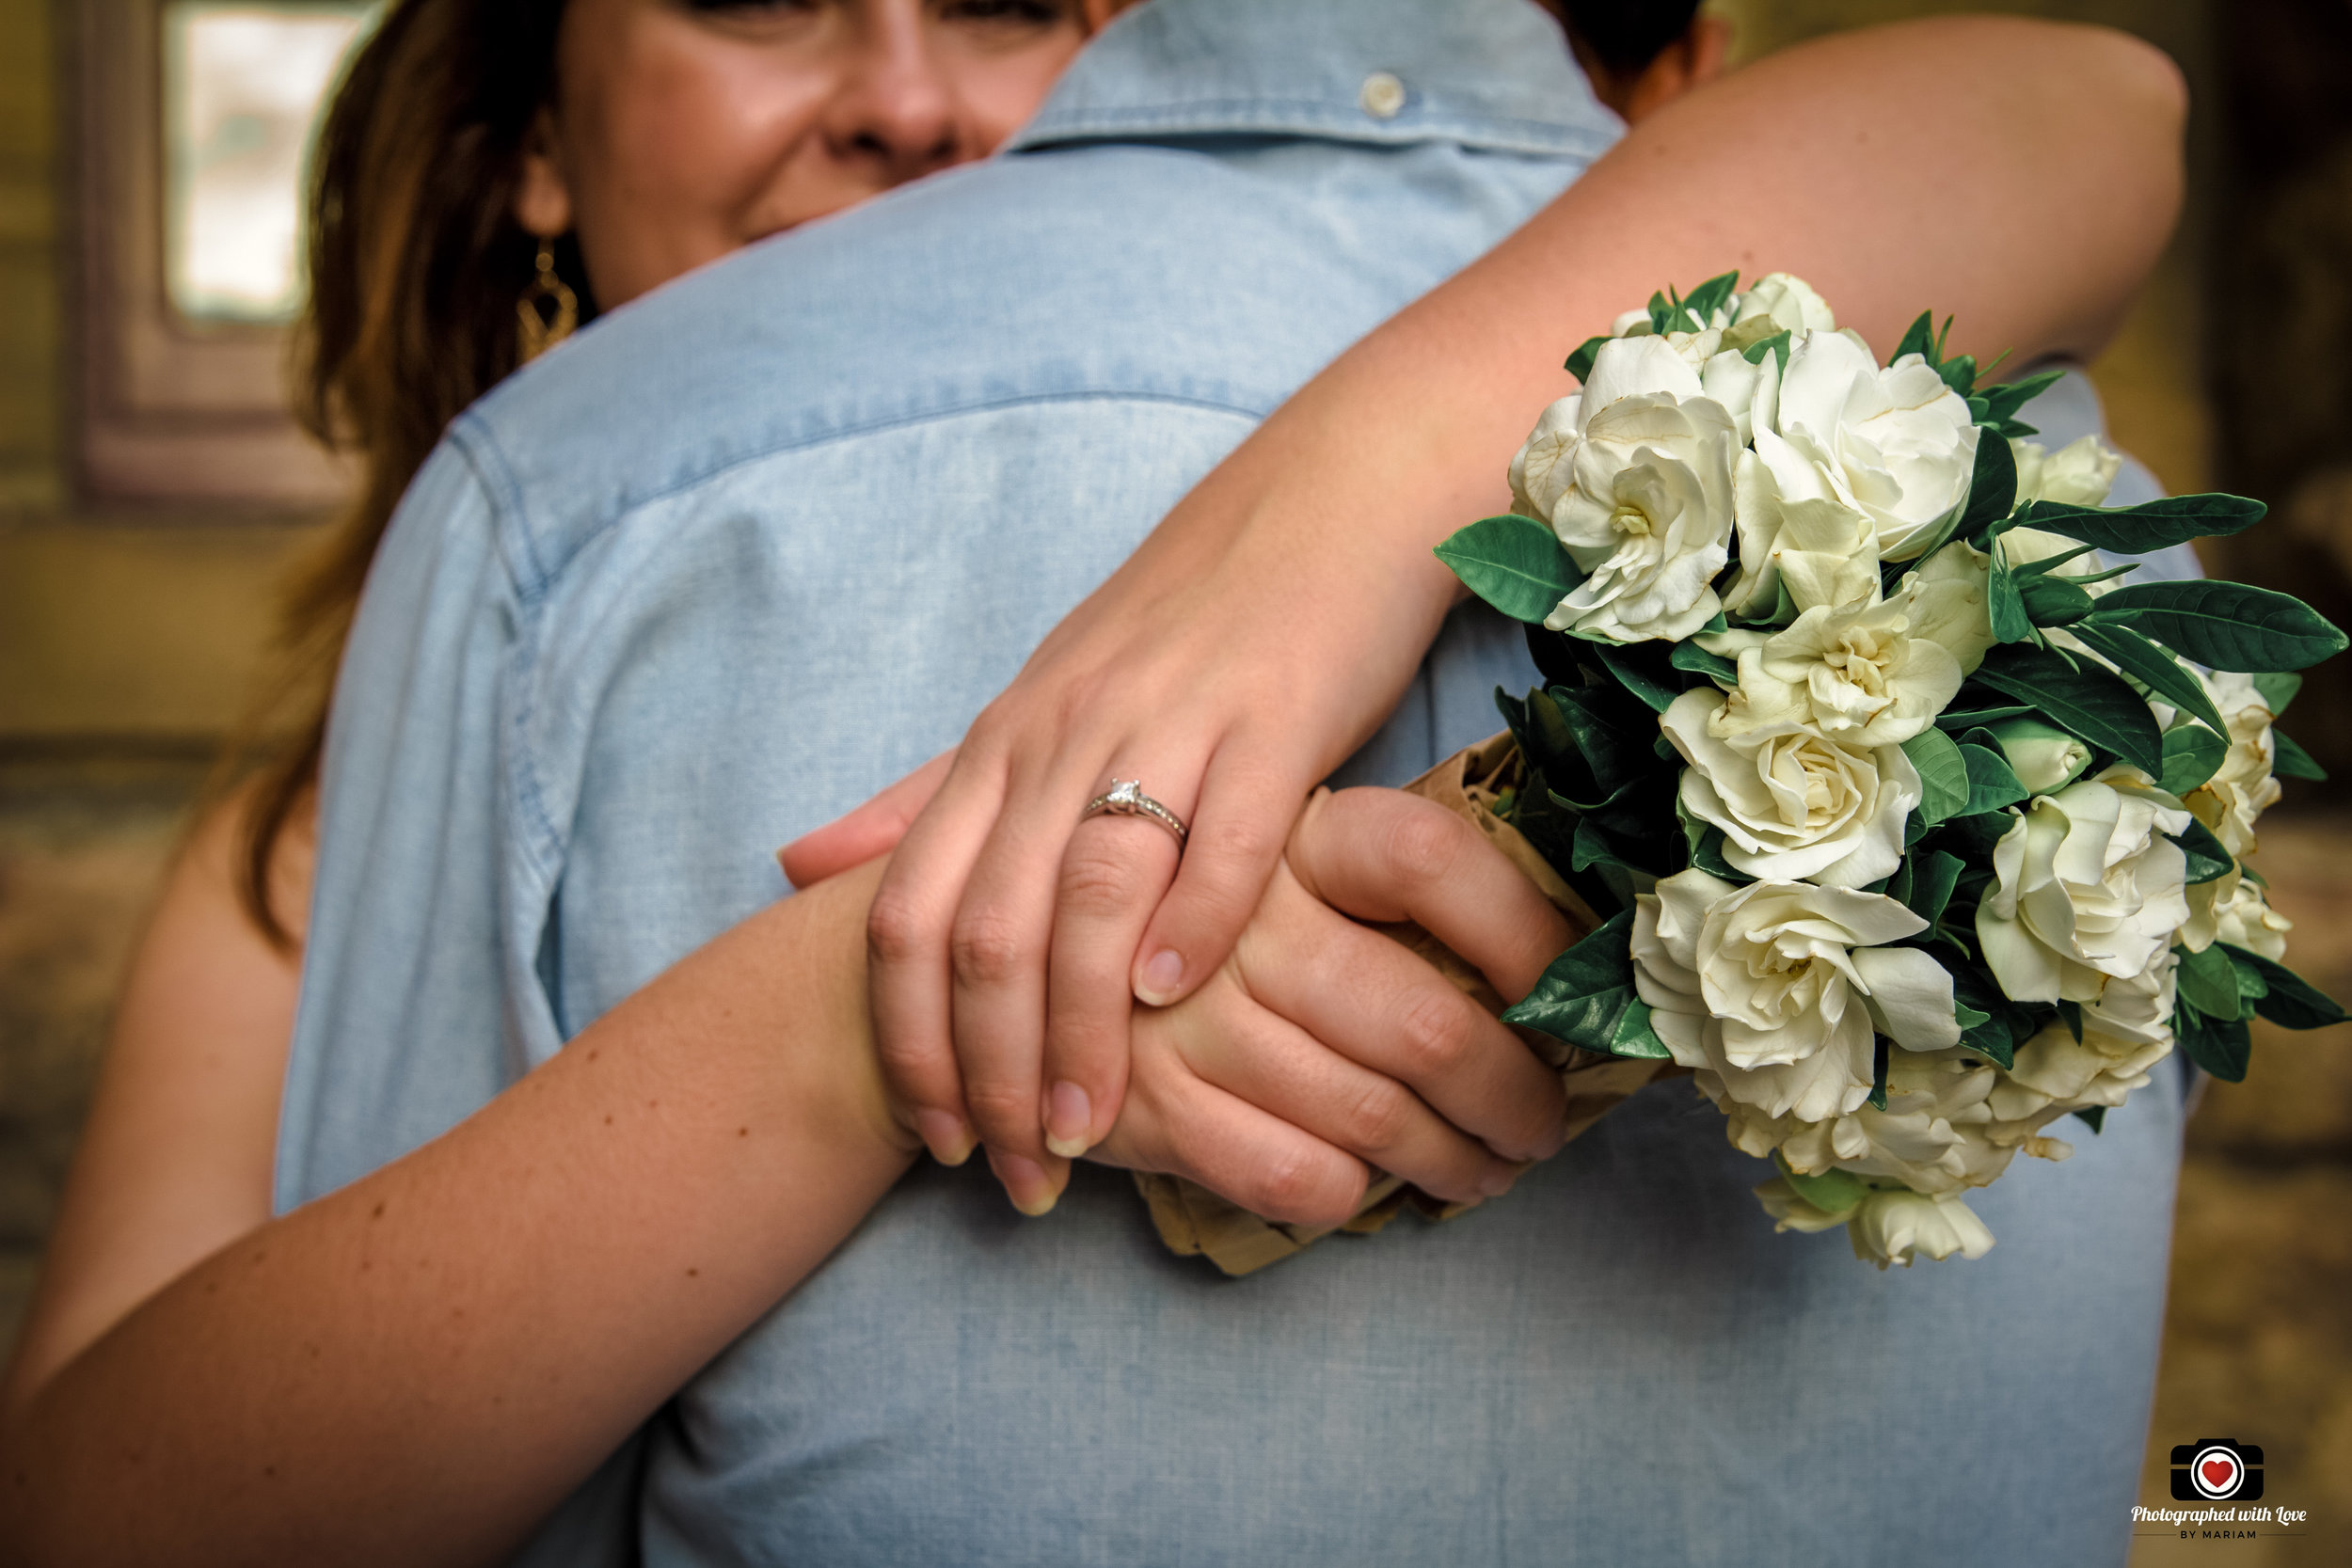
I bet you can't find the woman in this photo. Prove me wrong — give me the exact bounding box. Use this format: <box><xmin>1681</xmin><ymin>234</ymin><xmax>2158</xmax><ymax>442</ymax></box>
<box><xmin>1</xmin><ymin>0</ymin><xmax>2187</xmax><ymax>1560</ymax></box>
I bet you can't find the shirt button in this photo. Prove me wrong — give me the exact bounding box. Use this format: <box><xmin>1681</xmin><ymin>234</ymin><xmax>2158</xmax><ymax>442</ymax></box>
<box><xmin>1359</xmin><ymin>71</ymin><xmax>1406</xmax><ymax>120</ymax></box>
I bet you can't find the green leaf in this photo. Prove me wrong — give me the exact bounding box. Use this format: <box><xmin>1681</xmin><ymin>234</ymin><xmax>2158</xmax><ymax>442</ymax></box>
<box><xmin>2217</xmin><ymin>943</ymin><xmax>2350</xmax><ymax>1030</ymax></box>
<box><xmin>1682</xmin><ymin>269</ymin><xmax>1740</xmax><ymax>324</ymax></box>
<box><xmin>1590</xmin><ymin>641</ymin><xmax>1682</xmax><ymax>714</ymax></box>
<box><xmin>1609</xmin><ymin>997</ymin><xmax>1670</xmax><ymax>1058</ymax></box>
<box><xmin>2273</xmin><ymin>731</ymin><xmax>2328</xmax><ymax>782</ymax></box>
<box><xmin>1502</xmin><ymin>911</ymin><xmax>1676</xmax><ymax>1058</ymax></box>
<box><xmin>2252</xmin><ymin>671</ymin><xmax>2303</xmax><ymax>717</ymax></box>
<box><xmin>1970</xmin><ymin>643</ymin><xmax>2165</xmax><ymax>775</ymax></box>
<box><xmin>1975</xmin><ymin>368</ymin><xmax>2065</xmax><ymax>426</ymax></box>
<box><xmin>1935</xmin><ymin>704</ymin><xmax>2037</xmax><ymax>731</ymax></box>
<box><xmin>1549</xmin><ymin>684</ymin><xmax>1661</xmax><ymax>796</ymax></box>
<box><xmin>1892</xmin><ymin>309</ymin><xmax>1938</xmax><ymax>365</ymax></box>
<box><xmin>2073</xmin><ymin>1106</ymin><xmax>2106</xmax><ymax>1133</ymax></box>
<box><xmin>2009</xmin><ymin>493</ymin><xmax>2267</xmax><ymax>552</ymax></box>
<box><xmin>1956</xmin><ymin>429</ymin><xmax>2019</xmax><ymax>546</ymax></box>
<box><xmin>1867</xmin><ymin>1035</ymin><xmax>1890</xmax><ymax>1112</ymax></box>
<box><xmin>2169</xmin><ymin>817</ymin><xmax>2234</xmax><ymax>885</ymax></box>
<box><xmin>1740</xmin><ymin>329</ymin><xmax>1790</xmax><ymax>372</ymax></box>
<box><xmin>2010</xmin><ymin>541</ymin><xmax>2100</xmax><ymax>579</ymax></box>
<box><xmin>1957</xmin><ymin>1016</ymin><xmax>2017</xmax><ymax>1069</ymax></box>
<box><xmin>2175</xmin><ymin>942</ymin><xmax>2242</xmax><ymax>1022</ymax></box>
<box><xmin>1773</xmin><ymin>1154</ymin><xmax>1867</xmax><ymax>1217</ymax></box>
<box><xmin>2174</xmin><ymin>1001</ymin><xmax>2251</xmax><ymax>1083</ymax></box>
<box><xmin>1564</xmin><ymin>334</ymin><xmax>1613</xmax><ymax>382</ymax></box>
<box><xmin>2160</xmin><ymin>724</ymin><xmax>2229</xmax><ymax>795</ymax></box>
<box><xmin>1520</xmin><ymin>687</ymin><xmax>1576</xmax><ymax>768</ymax></box>
<box><xmin>1987</xmin><ymin>538</ymin><xmax>2036</xmax><ymax>645</ymax></box>
<box><xmin>1957</xmin><ymin>744</ymin><xmax>2028</xmax><ymax>815</ymax></box>
<box><xmin>1434</xmin><ymin>515</ymin><xmax>1580</xmax><ymax>625</ymax></box>
<box><xmin>1899</xmin><ymin>850</ymin><xmax>1965</xmax><ymax>929</ymax></box>
<box><xmin>1901</xmin><ymin>729</ymin><xmax>1971</xmax><ymax>828</ymax></box>
<box><xmin>2056</xmin><ymin>1000</ymin><xmax>2084</xmax><ymax>1042</ymax></box>
<box><xmin>2064</xmin><ymin>622</ymin><xmax>2230</xmax><ymax>737</ymax></box>
<box><xmin>1668</xmin><ymin>641</ymin><xmax>1737</xmax><ymax>682</ymax></box>
<box><xmin>2081</xmin><ymin>580</ymin><xmax>2349</xmax><ymax>673</ymax></box>
<box><xmin>2016</xmin><ymin>572</ymin><xmax>2095</xmax><ymax>626</ymax></box>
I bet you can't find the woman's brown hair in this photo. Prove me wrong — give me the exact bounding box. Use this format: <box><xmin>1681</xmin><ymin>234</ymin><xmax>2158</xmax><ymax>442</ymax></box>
<box><xmin>234</xmin><ymin>0</ymin><xmax>580</xmax><ymax>944</ymax></box>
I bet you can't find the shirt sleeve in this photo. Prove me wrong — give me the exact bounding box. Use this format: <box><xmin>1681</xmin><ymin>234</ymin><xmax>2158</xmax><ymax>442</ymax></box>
<box><xmin>273</xmin><ymin>441</ymin><xmax>551</xmax><ymax>1212</ymax></box>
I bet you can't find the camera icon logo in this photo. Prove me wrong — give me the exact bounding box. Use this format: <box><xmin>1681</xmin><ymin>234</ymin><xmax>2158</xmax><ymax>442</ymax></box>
<box><xmin>2169</xmin><ymin>1438</ymin><xmax>2264</xmax><ymax>1501</ymax></box>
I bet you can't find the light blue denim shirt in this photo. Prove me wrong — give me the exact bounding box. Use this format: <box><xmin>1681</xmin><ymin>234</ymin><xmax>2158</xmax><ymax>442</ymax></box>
<box><xmin>281</xmin><ymin>3</ymin><xmax>2184</xmax><ymax>1562</ymax></box>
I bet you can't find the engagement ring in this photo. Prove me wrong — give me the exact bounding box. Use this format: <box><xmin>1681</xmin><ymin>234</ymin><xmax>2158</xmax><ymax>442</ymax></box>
<box><xmin>1081</xmin><ymin>779</ymin><xmax>1189</xmax><ymax>850</ymax></box>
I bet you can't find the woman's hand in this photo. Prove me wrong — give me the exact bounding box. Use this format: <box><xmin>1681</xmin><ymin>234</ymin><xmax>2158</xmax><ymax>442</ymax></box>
<box><xmin>802</xmin><ymin>14</ymin><xmax>2188</xmax><ymax>1209</ymax></box>
<box><xmin>856</xmin><ymin>480</ymin><xmax>1468</xmax><ymax>1204</ymax></box>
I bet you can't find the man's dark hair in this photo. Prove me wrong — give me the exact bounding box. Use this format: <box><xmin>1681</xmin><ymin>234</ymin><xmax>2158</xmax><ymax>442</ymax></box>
<box><xmin>1553</xmin><ymin>0</ymin><xmax>1706</xmax><ymax>77</ymax></box>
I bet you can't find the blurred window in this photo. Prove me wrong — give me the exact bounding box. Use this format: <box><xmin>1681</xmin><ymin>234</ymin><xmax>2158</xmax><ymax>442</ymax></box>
<box><xmin>78</xmin><ymin>0</ymin><xmax>373</xmax><ymax>507</ymax></box>
<box><xmin>163</xmin><ymin>3</ymin><xmax>377</xmax><ymax>324</ymax></box>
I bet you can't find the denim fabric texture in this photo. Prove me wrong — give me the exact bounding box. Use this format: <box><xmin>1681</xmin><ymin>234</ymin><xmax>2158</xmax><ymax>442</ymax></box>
<box><xmin>277</xmin><ymin>2</ymin><xmax>2187</xmax><ymax>1562</ymax></box>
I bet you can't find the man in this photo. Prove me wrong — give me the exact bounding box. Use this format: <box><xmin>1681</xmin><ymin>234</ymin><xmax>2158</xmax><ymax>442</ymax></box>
<box><xmin>284</xmin><ymin>1</ymin><xmax>2185</xmax><ymax>1560</ymax></box>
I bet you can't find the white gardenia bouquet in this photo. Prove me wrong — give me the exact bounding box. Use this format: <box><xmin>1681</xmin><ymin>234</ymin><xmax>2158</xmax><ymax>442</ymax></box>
<box><xmin>1432</xmin><ymin>271</ymin><xmax>2348</xmax><ymax>1267</ymax></box>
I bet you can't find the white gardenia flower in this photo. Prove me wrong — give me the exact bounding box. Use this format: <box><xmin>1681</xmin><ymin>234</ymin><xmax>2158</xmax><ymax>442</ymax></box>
<box><xmin>1661</xmin><ymin>689</ymin><xmax>1921</xmax><ymax>886</ymax></box>
<box><xmin>1981</xmin><ymin>717</ymin><xmax>2093</xmax><ymax>794</ymax></box>
<box><xmin>2011</xmin><ymin>434</ymin><xmax>2122</xmax><ymax>508</ymax></box>
<box><xmin>1724</xmin><ymin>1047</ymin><xmax>2013</xmax><ymax>1193</ymax></box>
<box><xmin>1506</xmin><ymin>336</ymin><xmax>1740</xmax><ymax>642</ymax></box>
<box><xmin>1894</xmin><ymin>539</ymin><xmax>1997</xmax><ymax>674</ymax></box>
<box><xmin>1735</xmin><ymin>272</ymin><xmax>1838</xmax><ymax>336</ymax></box>
<box><xmin>1632</xmin><ymin>869</ymin><xmax>1960</xmax><ymax>1123</ymax></box>
<box><xmin>1699</xmin><ymin>343</ymin><xmax>1781</xmax><ymax>448</ymax></box>
<box><xmin>1701</xmin><ymin>596</ymin><xmax>1963</xmax><ymax>748</ymax></box>
<box><xmin>1988</xmin><ymin>952</ymin><xmax>2177</xmax><ymax>1133</ymax></box>
<box><xmin>1976</xmin><ymin>767</ymin><xmax>2193</xmax><ymax>1005</ymax></box>
<box><xmin>1721</xmin><ymin>428</ymin><xmax>1882</xmax><ymax>618</ymax></box>
<box><xmin>2183</xmin><ymin>671</ymin><xmax>2282</xmax><ymax>859</ymax></box>
<box><xmin>1845</xmin><ymin>1187</ymin><xmax>1995</xmax><ymax>1268</ymax></box>
<box><xmin>2182</xmin><ymin>868</ymin><xmax>2293</xmax><ymax>960</ymax></box>
<box><xmin>1772</xmin><ymin>329</ymin><xmax>1981</xmax><ymax>562</ymax></box>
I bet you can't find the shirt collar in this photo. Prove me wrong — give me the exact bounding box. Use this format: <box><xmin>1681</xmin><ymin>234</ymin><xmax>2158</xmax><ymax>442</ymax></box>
<box><xmin>1005</xmin><ymin>0</ymin><xmax>1621</xmax><ymax>159</ymax></box>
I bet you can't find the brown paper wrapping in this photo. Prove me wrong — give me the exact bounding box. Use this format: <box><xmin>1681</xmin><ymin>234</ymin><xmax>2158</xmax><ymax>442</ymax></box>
<box><xmin>1133</xmin><ymin>731</ymin><xmax>1679</xmax><ymax>1276</ymax></box>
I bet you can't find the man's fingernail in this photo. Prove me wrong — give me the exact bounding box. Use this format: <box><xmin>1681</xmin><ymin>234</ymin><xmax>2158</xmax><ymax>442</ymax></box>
<box><xmin>1043</xmin><ymin>1081</ymin><xmax>1093</xmax><ymax>1158</ymax></box>
<box><xmin>1478</xmin><ymin>1160</ymin><xmax>1522</xmax><ymax>1199</ymax></box>
<box><xmin>914</xmin><ymin>1110</ymin><xmax>975</xmax><ymax>1166</ymax></box>
<box><xmin>1136</xmin><ymin>948</ymin><xmax>1184</xmax><ymax>1004</ymax></box>
<box><xmin>995</xmin><ymin>1153</ymin><xmax>1059</xmax><ymax>1217</ymax></box>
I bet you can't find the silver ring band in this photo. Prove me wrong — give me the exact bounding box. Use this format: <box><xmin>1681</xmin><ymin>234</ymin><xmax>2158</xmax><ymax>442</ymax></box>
<box><xmin>1081</xmin><ymin>779</ymin><xmax>1189</xmax><ymax>850</ymax></box>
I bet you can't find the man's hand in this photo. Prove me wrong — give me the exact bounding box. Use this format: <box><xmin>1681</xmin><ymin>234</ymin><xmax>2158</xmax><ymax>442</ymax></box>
<box><xmin>1073</xmin><ymin>787</ymin><xmax>1574</xmax><ymax>1222</ymax></box>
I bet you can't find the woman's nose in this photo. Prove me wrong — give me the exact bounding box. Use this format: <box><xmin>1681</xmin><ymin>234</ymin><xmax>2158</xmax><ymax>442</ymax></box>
<box><xmin>823</xmin><ymin>2</ymin><xmax>962</xmax><ymax>182</ymax></box>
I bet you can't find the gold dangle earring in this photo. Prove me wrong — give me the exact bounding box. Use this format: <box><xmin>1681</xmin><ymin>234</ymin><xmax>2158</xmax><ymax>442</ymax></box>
<box><xmin>516</xmin><ymin>239</ymin><xmax>578</xmax><ymax>361</ymax></box>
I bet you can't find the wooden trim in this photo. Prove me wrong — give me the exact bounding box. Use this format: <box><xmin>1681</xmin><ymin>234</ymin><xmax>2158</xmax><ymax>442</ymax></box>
<box><xmin>76</xmin><ymin>0</ymin><xmax>354</xmax><ymax>506</ymax></box>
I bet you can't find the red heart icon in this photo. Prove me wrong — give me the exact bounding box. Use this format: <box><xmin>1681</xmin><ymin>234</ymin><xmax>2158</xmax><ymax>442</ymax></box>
<box><xmin>2201</xmin><ymin>1459</ymin><xmax>2234</xmax><ymax>1489</ymax></box>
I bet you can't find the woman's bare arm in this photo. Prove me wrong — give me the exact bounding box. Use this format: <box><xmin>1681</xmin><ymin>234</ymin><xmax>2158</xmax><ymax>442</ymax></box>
<box><xmin>0</xmin><ymin>794</ymin><xmax>1577</xmax><ymax>1565</ymax></box>
<box><xmin>850</xmin><ymin>15</ymin><xmax>2191</xmax><ymax>1207</ymax></box>
<box><xmin>0</xmin><ymin>858</ymin><xmax>913</xmax><ymax>1567</ymax></box>
<box><xmin>1</xmin><ymin>793</ymin><xmax>309</xmax><ymax>1406</ymax></box>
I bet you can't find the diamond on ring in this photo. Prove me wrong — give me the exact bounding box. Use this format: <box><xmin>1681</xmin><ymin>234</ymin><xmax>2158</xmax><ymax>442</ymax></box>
<box><xmin>1081</xmin><ymin>779</ymin><xmax>1189</xmax><ymax>850</ymax></box>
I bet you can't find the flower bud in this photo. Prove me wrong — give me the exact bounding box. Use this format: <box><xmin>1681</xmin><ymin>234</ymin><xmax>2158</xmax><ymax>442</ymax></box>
<box><xmin>1982</xmin><ymin>717</ymin><xmax>2090</xmax><ymax>794</ymax></box>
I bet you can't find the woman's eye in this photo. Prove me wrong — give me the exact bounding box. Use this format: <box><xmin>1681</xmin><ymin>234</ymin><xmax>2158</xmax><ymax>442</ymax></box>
<box><xmin>675</xmin><ymin>0</ymin><xmax>821</xmax><ymax>16</ymax></box>
<box><xmin>937</xmin><ymin>0</ymin><xmax>1072</xmax><ymax>26</ymax></box>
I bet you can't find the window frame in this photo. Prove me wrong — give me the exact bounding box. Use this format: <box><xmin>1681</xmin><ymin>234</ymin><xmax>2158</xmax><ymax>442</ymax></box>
<box><xmin>78</xmin><ymin>0</ymin><xmax>353</xmax><ymax>507</ymax></box>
